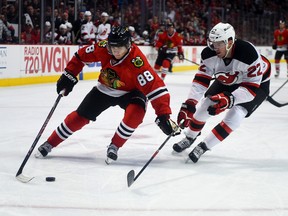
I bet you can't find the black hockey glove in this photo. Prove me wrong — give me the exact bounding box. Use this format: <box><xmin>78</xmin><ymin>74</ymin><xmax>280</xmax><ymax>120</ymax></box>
<box><xmin>158</xmin><ymin>45</ymin><xmax>167</xmax><ymax>54</ymax></box>
<box><xmin>155</xmin><ymin>115</ymin><xmax>181</xmax><ymax>136</ymax></box>
<box><xmin>177</xmin><ymin>99</ymin><xmax>197</xmax><ymax>129</ymax></box>
<box><xmin>57</xmin><ymin>70</ymin><xmax>78</xmax><ymax>96</ymax></box>
<box><xmin>208</xmin><ymin>91</ymin><xmax>234</xmax><ymax>115</ymax></box>
<box><xmin>272</xmin><ymin>44</ymin><xmax>277</xmax><ymax>50</ymax></box>
<box><xmin>178</xmin><ymin>52</ymin><xmax>184</xmax><ymax>61</ymax></box>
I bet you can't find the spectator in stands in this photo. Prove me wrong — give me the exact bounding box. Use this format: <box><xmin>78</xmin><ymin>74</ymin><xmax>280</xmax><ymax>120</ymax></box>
<box><xmin>6</xmin><ymin>4</ymin><xmax>18</xmax><ymax>24</ymax></box>
<box><xmin>79</xmin><ymin>11</ymin><xmax>96</xmax><ymax>45</ymax></box>
<box><xmin>22</xmin><ymin>5</ymin><xmax>40</xmax><ymax>32</ymax></box>
<box><xmin>0</xmin><ymin>14</ymin><xmax>12</xmax><ymax>43</ymax></box>
<box><xmin>96</xmin><ymin>12</ymin><xmax>111</xmax><ymax>42</ymax></box>
<box><xmin>33</xmin><ymin>24</ymin><xmax>41</xmax><ymax>44</ymax></box>
<box><xmin>73</xmin><ymin>11</ymin><xmax>85</xmax><ymax>44</ymax></box>
<box><xmin>43</xmin><ymin>21</ymin><xmax>53</xmax><ymax>44</ymax></box>
<box><xmin>128</xmin><ymin>26</ymin><xmax>140</xmax><ymax>43</ymax></box>
<box><xmin>21</xmin><ymin>23</ymin><xmax>37</xmax><ymax>44</ymax></box>
<box><xmin>134</xmin><ymin>30</ymin><xmax>151</xmax><ymax>45</ymax></box>
<box><xmin>65</xmin><ymin>22</ymin><xmax>73</xmax><ymax>42</ymax></box>
<box><xmin>55</xmin><ymin>23</ymin><xmax>72</xmax><ymax>45</ymax></box>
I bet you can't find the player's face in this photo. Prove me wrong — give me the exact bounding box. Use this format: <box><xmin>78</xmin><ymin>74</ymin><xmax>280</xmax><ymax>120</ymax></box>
<box><xmin>110</xmin><ymin>46</ymin><xmax>128</xmax><ymax>59</ymax></box>
<box><xmin>211</xmin><ymin>41</ymin><xmax>227</xmax><ymax>58</ymax></box>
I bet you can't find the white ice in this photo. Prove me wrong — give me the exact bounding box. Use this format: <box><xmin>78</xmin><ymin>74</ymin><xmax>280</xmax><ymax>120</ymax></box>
<box><xmin>1</xmin><ymin>64</ymin><xmax>288</xmax><ymax>216</ymax></box>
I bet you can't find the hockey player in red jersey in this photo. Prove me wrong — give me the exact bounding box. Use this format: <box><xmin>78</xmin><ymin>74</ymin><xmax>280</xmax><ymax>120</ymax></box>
<box><xmin>272</xmin><ymin>20</ymin><xmax>288</xmax><ymax>77</ymax></box>
<box><xmin>173</xmin><ymin>22</ymin><xmax>271</xmax><ymax>163</ymax></box>
<box><xmin>35</xmin><ymin>26</ymin><xmax>179</xmax><ymax>163</ymax></box>
<box><xmin>154</xmin><ymin>23</ymin><xmax>184</xmax><ymax>80</ymax></box>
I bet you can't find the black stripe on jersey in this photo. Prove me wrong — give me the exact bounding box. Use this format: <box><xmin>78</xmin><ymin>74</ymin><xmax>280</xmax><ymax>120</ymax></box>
<box><xmin>233</xmin><ymin>40</ymin><xmax>258</xmax><ymax>65</ymax></box>
<box><xmin>193</xmin><ymin>74</ymin><xmax>211</xmax><ymax>88</ymax></box>
<box><xmin>147</xmin><ymin>87</ymin><xmax>168</xmax><ymax>101</ymax></box>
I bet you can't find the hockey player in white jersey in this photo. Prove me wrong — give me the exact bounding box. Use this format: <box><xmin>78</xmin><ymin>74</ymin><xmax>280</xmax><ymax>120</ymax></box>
<box><xmin>96</xmin><ymin>12</ymin><xmax>111</xmax><ymax>42</ymax></box>
<box><xmin>173</xmin><ymin>22</ymin><xmax>271</xmax><ymax>163</ymax></box>
<box><xmin>79</xmin><ymin>11</ymin><xmax>97</xmax><ymax>44</ymax></box>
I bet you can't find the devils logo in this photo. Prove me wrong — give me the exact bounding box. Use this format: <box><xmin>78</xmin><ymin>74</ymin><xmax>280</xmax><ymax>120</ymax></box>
<box><xmin>215</xmin><ymin>71</ymin><xmax>239</xmax><ymax>85</ymax></box>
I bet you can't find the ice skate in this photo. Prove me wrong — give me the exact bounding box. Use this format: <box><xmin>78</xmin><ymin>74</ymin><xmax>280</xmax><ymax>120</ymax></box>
<box><xmin>105</xmin><ymin>144</ymin><xmax>119</xmax><ymax>164</ymax></box>
<box><xmin>188</xmin><ymin>142</ymin><xmax>209</xmax><ymax>163</ymax></box>
<box><xmin>173</xmin><ymin>136</ymin><xmax>196</xmax><ymax>153</ymax></box>
<box><xmin>274</xmin><ymin>71</ymin><xmax>279</xmax><ymax>78</ymax></box>
<box><xmin>35</xmin><ymin>141</ymin><xmax>53</xmax><ymax>158</ymax></box>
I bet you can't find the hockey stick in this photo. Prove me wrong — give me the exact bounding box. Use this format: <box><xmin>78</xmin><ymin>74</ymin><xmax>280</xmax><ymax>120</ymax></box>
<box><xmin>266</xmin><ymin>96</ymin><xmax>288</xmax><ymax>107</ymax></box>
<box><xmin>183</xmin><ymin>58</ymin><xmax>200</xmax><ymax>66</ymax></box>
<box><xmin>270</xmin><ymin>79</ymin><xmax>288</xmax><ymax>97</ymax></box>
<box><xmin>127</xmin><ymin>133</ymin><xmax>173</xmax><ymax>187</ymax></box>
<box><xmin>15</xmin><ymin>91</ymin><xmax>64</xmax><ymax>183</ymax></box>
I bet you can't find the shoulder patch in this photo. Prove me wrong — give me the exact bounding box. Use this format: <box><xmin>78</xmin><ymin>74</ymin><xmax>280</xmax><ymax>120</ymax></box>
<box><xmin>98</xmin><ymin>40</ymin><xmax>107</xmax><ymax>48</ymax></box>
<box><xmin>131</xmin><ymin>56</ymin><xmax>144</xmax><ymax>68</ymax></box>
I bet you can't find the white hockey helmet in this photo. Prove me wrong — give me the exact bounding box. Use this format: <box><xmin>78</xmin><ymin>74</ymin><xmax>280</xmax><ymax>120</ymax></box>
<box><xmin>207</xmin><ymin>22</ymin><xmax>235</xmax><ymax>50</ymax></box>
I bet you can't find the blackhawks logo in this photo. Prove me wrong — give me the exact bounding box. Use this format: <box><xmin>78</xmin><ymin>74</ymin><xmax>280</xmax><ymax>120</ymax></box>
<box><xmin>98</xmin><ymin>40</ymin><xmax>107</xmax><ymax>47</ymax></box>
<box><xmin>100</xmin><ymin>68</ymin><xmax>125</xmax><ymax>89</ymax></box>
<box><xmin>132</xmin><ymin>56</ymin><xmax>144</xmax><ymax>68</ymax></box>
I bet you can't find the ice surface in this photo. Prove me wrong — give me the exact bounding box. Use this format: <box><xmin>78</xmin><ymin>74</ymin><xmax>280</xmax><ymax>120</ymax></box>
<box><xmin>1</xmin><ymin>65</ymin><xmax>288</xmax><ymax>216</ymax></box>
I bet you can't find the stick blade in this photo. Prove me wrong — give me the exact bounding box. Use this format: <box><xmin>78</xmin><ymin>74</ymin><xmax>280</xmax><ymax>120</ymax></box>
<box><xmin>16</xmin><ymin>173</ymin><xmax>34</xmax><ymax>183</ymax></box>
<box><xmin>127</xmin><ymin>170</ymin><xmax>135</xmax><ymax>187</ymax></box>
<box><xmin>267</xmin><ymin>96</ymin><xmax>288</xmax><ymax>107</ymax></box>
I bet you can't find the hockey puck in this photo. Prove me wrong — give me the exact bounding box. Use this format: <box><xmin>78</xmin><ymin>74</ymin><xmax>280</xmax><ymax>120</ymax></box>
<box><xmin>46</xmin><ymin>177</ymin><xmax>56</xmax><ymax>182</ymax></box>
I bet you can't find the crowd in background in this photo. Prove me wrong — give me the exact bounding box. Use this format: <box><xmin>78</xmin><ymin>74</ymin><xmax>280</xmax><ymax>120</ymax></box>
<box><xmin>0</xmin><ymin>0</ymin><xmax>287</xmax><ymax>46</ymax></box>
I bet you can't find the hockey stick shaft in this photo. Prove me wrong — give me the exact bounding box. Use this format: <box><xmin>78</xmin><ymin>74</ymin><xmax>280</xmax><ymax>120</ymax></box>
<box><xmin>16</xmin><ymin>92</ymin><xmax>63</xmax><ymax>179</ymax></box>
<box><xmin>183</xmin><ymin>58</ymin><xmax>200</xmax><ymax>66</ymax></box>
<box><xmin>127</xmin><ymin>133</ymin><xmax>173</xmax><ymax>187</ymax></box>
<box><xmin>270</xmin><ymin>79</ymin><xmax>288</xmax><ymax>97</ymax></box>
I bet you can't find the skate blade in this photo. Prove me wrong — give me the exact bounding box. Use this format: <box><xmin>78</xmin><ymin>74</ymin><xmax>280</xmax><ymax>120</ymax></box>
<box><xmin>34</xmin><ymin>151</ymin><xmax>45</xmax><ymax>159</ymax></box>
<box><xmin>105</xmin><ymin>157</ymin><xmax>113</xmax><ymax>165</ymax></box>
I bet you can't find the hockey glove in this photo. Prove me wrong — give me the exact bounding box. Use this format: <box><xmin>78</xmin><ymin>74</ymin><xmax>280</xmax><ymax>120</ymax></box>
<box><xmin>272</xmin><ymin>44</ymin><xmax>277</xmax><ymax>50</ymax></box>
<box><xmin>178</xmin><ymin>52</ymin><xmax>184</xmax><ymax>61</ymax></box>
<box><xmin>158</xmin><ymin>45</ymin><xmax>167</xmax><ymax>54</ymax></box>
<box><xmin>177</xmin><ymin>99</ymin><xmax>197</xmax><ymax>129</ymax></box>
<box><xmin>208</xmin><ymin>91</ymin><xmax>235</xmax><ymax>115</ymax></box>
<box><xmin>155</xmin><ymin>115</ymin><xmax>181</xmax><ymax>136</ymax></box>
<box><xmin>57</xmin><ymin>70</ymin><xmax>78</xmax><ymax>96</ymax></box>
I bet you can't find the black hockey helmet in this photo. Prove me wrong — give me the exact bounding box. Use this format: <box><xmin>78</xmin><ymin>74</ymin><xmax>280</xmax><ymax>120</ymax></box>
<box><xmin>108</xmin><ymin>25</ymin><xmax>131</xmax><ymax>49</ymax></box>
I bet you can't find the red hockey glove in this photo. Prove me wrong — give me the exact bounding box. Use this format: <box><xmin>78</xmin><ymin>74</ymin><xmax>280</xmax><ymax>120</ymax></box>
<box><xmin>155</xmin><ymin>115</ymin><xmax>181</xmax><ymax>136</ymax></box>
<box><xmin>177</xmin><ymin>99</ymin><xmax>197</xmax><ymax>129</ymax></box>
<box><xmin>208</xmin><ymin>91</ymin><xmax>234</xmax><ymax>115</ymax></box>
<box><xmin>57</xmin><ymin>71</ymin><xmax>78</xmax><ymax>96</ymax></box>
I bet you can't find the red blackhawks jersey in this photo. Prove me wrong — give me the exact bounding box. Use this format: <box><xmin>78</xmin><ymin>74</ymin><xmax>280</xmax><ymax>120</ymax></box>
<box><xmin>65</xmin><ymin>41</ymin><xmax>171</xmax><ymax>116</ymax></box>
<box><xmin>155</xmin><ymin>30</ymin><xmax>183</xmax><ymax>53</ymax></box>
<box><xmin>274</xmin><ymin>28</ymin><xmax>288</xmax><ymax>51</ymax></box>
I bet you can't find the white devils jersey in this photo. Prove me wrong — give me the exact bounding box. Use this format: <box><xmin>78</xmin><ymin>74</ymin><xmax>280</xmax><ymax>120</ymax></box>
<box><xmin>189</xmin><ymin>39</ymin><xmax>271</xmax><ymax>105</ymax></box>
<box><xmin>96</xmin><ymin>22</ymin><xmax>111</xmax><ymax>41</ymax></box>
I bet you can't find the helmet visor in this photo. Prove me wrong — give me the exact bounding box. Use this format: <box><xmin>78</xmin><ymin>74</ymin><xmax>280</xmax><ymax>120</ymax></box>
<box><xmin>207</xmin><ymin>39</ymin><xmax>226</xmax><ymax>51</ymax></box>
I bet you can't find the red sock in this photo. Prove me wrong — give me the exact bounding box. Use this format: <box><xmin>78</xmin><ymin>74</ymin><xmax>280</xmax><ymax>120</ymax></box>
<box><xmin>111</xmin><ymin>104</ymin><xmax>145</xmax><ymax>147</ymax></box>
<box><xmin>47</xmin><ymin>111</ymin><xmax>89</xmax><ymax>147</ymax></box>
